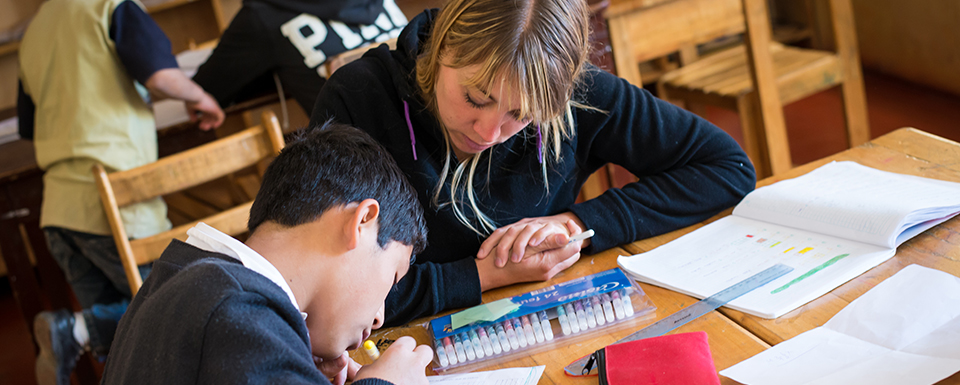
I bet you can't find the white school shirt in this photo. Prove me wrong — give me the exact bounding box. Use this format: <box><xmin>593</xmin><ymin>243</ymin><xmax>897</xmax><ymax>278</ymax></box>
<box><xmin>185</xmin><ymin>222</ymin><xmax>308</xmax><ymax>321</ymax></box>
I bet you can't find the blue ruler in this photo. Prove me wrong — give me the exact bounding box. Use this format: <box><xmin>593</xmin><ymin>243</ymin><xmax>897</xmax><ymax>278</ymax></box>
<box><xmin>563</xmin><ymin>263</ymin><xmax>794</xmax><ymax>376</ymax></box>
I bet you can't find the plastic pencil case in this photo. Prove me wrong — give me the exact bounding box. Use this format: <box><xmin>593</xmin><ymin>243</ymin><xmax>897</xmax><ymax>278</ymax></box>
<box><xmin>426</xmin><ymin>268</ymin><xmax>655</xmax><ymax>372</ymax></box>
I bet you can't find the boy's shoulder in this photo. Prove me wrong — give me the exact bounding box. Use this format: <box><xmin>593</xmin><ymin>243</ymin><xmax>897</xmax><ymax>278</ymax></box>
<box><xmin>142</xmin><ymin>240</ymin><xmax>297</xmax><ymax>313</ymax></box>
<box><xmin>104</xmin><ymin>240</ymin><xmax>320</xmax><ymax>384</ymax></box>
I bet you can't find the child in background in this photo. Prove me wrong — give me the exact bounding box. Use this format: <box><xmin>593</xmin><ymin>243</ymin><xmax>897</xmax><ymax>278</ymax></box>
<box><xmin>20</xmin><ymin>0</ymin><xmax>225</xmax><ymax>383</ymax></box>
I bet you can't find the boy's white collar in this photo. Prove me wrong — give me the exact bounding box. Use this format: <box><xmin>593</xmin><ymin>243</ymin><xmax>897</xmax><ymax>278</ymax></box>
<box><xmin>185</xmin><ymin>222</ymin><xmax>308</xmax><ymax>320</ymax></box>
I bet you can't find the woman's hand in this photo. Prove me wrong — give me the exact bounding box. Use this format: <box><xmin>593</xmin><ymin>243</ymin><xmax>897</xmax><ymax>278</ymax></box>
<box><xmin>475</xmin><ymin>218</ymin><xmax>586</xmax><ymax>291</ymax></box>
<box><xmin>477</xmin><ymin>212</ymin><xmax>589</xmax><ymax>267</ymax></box>
<box><xmin>475</xmin><ymin>236</ymin><xmax>582</xmax><ymax>291</ymax></box>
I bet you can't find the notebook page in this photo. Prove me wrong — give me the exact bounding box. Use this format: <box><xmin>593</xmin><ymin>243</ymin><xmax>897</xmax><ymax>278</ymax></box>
<box><xmin>733</xmin><ymin>161</ymin><xmax>960</xmax><ymax>248</ymax></box>
<box><xmin>617</xmin><ymin>216</ymin><xmax>893</xmax><ymax>318</ymax></box>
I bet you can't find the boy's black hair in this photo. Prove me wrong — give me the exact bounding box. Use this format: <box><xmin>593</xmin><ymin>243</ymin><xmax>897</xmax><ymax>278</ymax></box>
<box><xmin>248</xmin><ymin>121</ymin><xmax>427</xmax><ymax>255</ymax></box>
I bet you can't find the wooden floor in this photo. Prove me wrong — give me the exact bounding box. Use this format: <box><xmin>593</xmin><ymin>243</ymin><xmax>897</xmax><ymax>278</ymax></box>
<box><xmin>2</xmin><ymin>70</ymin><xmax>959</xmax><ymax>384</ymax></box>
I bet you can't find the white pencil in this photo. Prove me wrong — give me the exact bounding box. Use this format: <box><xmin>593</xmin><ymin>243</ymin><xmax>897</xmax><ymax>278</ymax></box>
<box><xmin>568</xmin><ymin>229</ymin><xmax>595</xmax><ymax>244</ymax></box>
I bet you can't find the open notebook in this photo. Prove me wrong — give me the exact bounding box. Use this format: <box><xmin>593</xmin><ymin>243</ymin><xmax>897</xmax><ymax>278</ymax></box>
<box><xmin>618</xmin><ymin>161</ymin><xmax>960</xmax><ymax>318</ymax></box>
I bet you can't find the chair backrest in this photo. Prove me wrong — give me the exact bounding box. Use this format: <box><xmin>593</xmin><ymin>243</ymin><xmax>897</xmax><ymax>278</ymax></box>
<box><xmin>606</xmin><ymin>0</ymin><xmax>788</xmax><ymax>172</ymax></box>
<box><xmin>323</xmin><ymin>38</ymin><xmax>399</xmax><ymax>76</ymax></box>
<box><xmin>607</xmin><ymin>0</ymin><xmax>746</xmax><ymax>86</ymax></box>
<box><xmin>94</xmin><ymin>111</ymin><xmax>285</xmax><ymax>295</ymax></box>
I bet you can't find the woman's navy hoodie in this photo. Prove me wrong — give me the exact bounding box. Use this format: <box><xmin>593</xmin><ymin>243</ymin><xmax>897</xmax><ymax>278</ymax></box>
<box><xmin>310</xmin><ymin>10</ymin><xmax>756</xmax><ymax>326</ymax></box>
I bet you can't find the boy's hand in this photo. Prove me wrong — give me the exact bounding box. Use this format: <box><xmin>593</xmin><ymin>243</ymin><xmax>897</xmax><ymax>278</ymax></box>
<box><xmin>143</xmin><ymin>68</ymin><xmax>224</xmax><ymax>131</ymax></box>
<box><xmin>314</xmin><ymin>352</ymin><xmax>361</xmax><ymax>385</ymax></box>
<box><xmin>354</xmin><ymin>336</ymin><xmax>432</xmax><ymax>385</ymax></box>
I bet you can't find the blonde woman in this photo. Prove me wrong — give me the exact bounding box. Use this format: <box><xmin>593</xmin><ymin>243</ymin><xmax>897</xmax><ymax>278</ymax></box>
<box><xmin>310</xmin><ymin>0</ymin><xmax>755</xmax><ymax>326</ymax></box>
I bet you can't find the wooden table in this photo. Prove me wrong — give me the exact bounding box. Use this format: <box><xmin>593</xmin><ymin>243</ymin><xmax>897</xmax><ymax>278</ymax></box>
<box><xmin>366</xmin><ymin>128</ymin><xmax>960</xmax><ymax>384</ymax></box>
<box><xmin>354</xmin><ymin>247</ymin><xmax>771</xmax><ymax>384</ymax></box>
<box><xmin>623</xmin><ymin>127</ymin><xmax>960</xmax><ymax>384</ymax></box>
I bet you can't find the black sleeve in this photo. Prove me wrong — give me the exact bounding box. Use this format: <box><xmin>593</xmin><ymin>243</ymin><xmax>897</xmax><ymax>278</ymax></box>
<box><xmin>191</xmin><ymin>7</ymin><xmax>278</xmax><ymax>108</ymax></box>
<box><xmin>17</xmin><ymin>81</ymin><xmax>35</xmax><ymax>140</ymax></box>
<box><xmin>332</xmin><ymin>0</ymin><xmax>386</xmax><ymax>24</ymax></box>
<box><xmin>197</xmin><ymin>292</ymin><xmax>391</xmax><ymax>385</ymax></box>
<box><xmin>568</xmin><ymin>67</ymin><xmax>757</xmax><ymax>252</ymax></box>
<box><xmin>384</xmin><ymin>259</ymin><xmax>481</xmax><ymax>326</ymax></box>
<box><xmin>109</xmin><ymin>0</ymin><xmax>179</xmax><ymax>84</ymax></box>
<box><xmin>198</xmin><ymin>292</ymin><xmax>393</xmax><ymax>385</ymax></box>
<box><xmin>197</xmin><ymin>292</ymin><xmax>328</xmax><ymax>385</ymax></box>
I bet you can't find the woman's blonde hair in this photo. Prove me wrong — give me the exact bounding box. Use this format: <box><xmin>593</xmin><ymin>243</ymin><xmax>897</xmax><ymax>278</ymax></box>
<box><xmin>416</xmin><ymin>0</ymin><xmax>592</xmax><ymax>235</ymax></box>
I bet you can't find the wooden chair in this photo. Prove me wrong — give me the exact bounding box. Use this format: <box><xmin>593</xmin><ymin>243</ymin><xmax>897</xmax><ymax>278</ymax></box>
<box><xmin>94</xmin><ymin>111</ymin><xmax>285</xmax><ymax>295</ymax></box>
<box><xmin>607</xmin><ymin>0</ymin><xmax>869</xmax><ymax>177</ymax></box>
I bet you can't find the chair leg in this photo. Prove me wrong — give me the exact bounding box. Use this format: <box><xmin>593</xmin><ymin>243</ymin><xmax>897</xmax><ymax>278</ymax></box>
<box><xmin>605</xmin><ymin>164</ymin><xmax>618</xmax><ymax>189</ymax></box>
<box><xmin>685</xmin><ymin>102</ymin><xmax>708</xmax><ymax>118</ymax></box>
<box><xmin>679</xmin><ymin>44</ymin><xmax>699</xmax><ymax>66</ymax></box>
<box><xmin>737</xmin><ymin>96</ymin><xmax>771</xmax><ymax>178</ymax></box>
<box><xmin>742</xmin><ymin>0</ymin><xmax>792</xmax><ymax>175</ymax></box>
<box><xmin>839</xmin><ymin>80</ymin><xmax>870</xmax><ymax>148</ymax></box>
<box><xmin>829</xmin><ymin>0</ymin><xmax>871</xmax><ymax>148</ymax></box>
<box><xmin>656</xmin><ymin>82</ymin><xmax>675</xmax><ymax>106</ymax></box>
<box><xmin>579</xmin><ymin>169</ymin><xmax>611</xmax><ymax>202</ymax></box>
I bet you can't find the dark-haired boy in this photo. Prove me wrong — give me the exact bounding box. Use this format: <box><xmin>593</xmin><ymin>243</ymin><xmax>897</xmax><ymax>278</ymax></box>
<box><xmin>102</xmin><ymin>123</ymin><xmax>433</xmax><ymax>385</ymax></box>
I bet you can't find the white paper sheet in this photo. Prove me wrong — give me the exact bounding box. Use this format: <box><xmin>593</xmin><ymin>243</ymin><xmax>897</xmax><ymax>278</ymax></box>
<box><xmin>428</xmin><ymin>366</ymin><xmax>545</xmax><ymax>385</ymax></box>
<box><xmin>0</xmin><ymin>116</ymin><xmax>19</xmax><ymax>145</ymax></box>
<box><xmin>720</xmin><ymin>265</ymin><xmax>960</xmax><ymax>385</ymax></box>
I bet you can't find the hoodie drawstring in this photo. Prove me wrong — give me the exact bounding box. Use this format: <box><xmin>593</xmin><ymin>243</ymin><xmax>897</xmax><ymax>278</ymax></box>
<box><xmin>536</xmin><ymin>123</ymin><xmax>543</xmax><ymax>164</ymax></box>
<box><xmin>403</xmin><ymin>100</ymin><xmax>418</xmax><ymax>161</ymax></box>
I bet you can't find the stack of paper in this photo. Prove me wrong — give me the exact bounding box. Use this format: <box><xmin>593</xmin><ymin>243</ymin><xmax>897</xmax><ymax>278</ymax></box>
<box><xmin>720</xmin><ymin>265</ymin><xmax>960</xmax><ymax>384</ymax></box>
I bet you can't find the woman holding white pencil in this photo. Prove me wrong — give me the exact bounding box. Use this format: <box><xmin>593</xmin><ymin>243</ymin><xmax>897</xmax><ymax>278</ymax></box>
<box><xmin>309</xmin><ymin>0</ymin><xmax>755</xmax><ymax>326</ymax></box>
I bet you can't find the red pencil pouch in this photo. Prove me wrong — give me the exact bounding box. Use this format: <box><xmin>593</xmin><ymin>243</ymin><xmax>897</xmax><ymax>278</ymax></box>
<box><xmin>596</xmin><ymin>331</ymin><xmax>720</xmax><ymax>385</ymax></box>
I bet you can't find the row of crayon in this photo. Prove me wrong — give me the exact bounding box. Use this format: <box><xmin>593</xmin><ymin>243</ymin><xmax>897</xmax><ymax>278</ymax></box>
<box><xmin>434</xmin><ymin>310</ymin><xmax>553</xmax><ymax>367</ymax></box>
<box><xmin>555</xmin><ymin>289</ymin><xmax>633</xmax><ymax>336</ymax></box>
<box><xmin>433</xmin><ymin>289</ymin><xmax>636</xmax><ymax>368</ymax></box>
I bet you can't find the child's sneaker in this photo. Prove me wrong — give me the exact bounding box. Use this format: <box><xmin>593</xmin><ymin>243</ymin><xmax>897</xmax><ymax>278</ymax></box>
<box><xmin>34</xmin><ymin>310</ymin><xmax>83</xmax><ymax>385</ymax></box>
